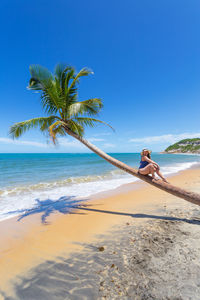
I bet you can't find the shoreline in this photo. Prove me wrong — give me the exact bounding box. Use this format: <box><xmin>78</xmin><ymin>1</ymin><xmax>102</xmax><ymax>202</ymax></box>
<box><xmin>1</xmin><ymin>159</ymin><xmax>198</xmax><ymax>229</ymax></box>
<box><xmin>1</xmin><ymin>153</ymin><xmax>200</xmax><ymax>225</ymax></box>
<box><xmin>0</xmin><ymin>168</ymin><xmax>200</xmax><ymax>298</ymax></box>
<box><xmin>1</xmin><ymin>159</ymin><xmax>200</xmax><ymax>225</ymax></box>
<box><xmin>162</xmin><ymin>151</ymin><xmax>200</xmax><ymax>155</ymax></box>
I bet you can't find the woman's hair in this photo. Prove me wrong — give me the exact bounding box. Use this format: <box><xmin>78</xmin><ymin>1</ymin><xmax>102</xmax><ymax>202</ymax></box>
<box><xmin>141</xmin><ymin>149</ymin><xmax>151</xmax><ymax>159</ymax></box>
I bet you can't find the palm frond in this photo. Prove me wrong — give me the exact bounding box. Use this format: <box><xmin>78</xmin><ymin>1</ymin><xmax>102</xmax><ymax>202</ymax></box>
<box><xmin>40</xmin><ymin>90</ymin><xmax>59</xmax><ymax>115</ymax></box>
<box><xmin>9</xmin><ymin>116</ymin><xmax>58</xmax><ymax>139</ymax></box>
<box><xmin>67</xmin><ymin>119</ymin><xmax>84</xmax><ymax>136</ymax></box>
<box><xmin>28</xmin><ymin>65</ymin><xmax>65</xmax><ymax>116</ymax></box>
<box><xmin>49</xmin><ymin>126</ymin><xmax>67</xmax><ymax>145</ymax></box>
<box><xmin>54</xmin><ymin>63</ymin><xmax>68</xmax><ymax>100</ymax></box>
<box><xmin>64</xmin><ymin>67</ymin><xmax>76</xmax><ymax>90</ymax></box>
<box><xmin>48</xmin><ymin>120</ymin><xmax>67</xmax><ymax>144</ymax></box>
<box><xmin>69</xmin><ymin>67</ymin><xmax>93</xmax><ymax>92</ymax></box>
<box><xmin>28</xmin><ymin>65</ymin><xmax>53</xmax><ymax>91</ymax></box>
<box><xmin>74</xmin><ymin>117</ymin><xmax>114</xmax><ymax>131</ymax></box>
<box><xmin>67</xmin><ymin>98</ymin><xmax>103</xmax><ymax>118</ymax></box>
<box><xmin>54</xmin><ymin>65</ymin><xmax>77</xmax><ymax>113</ymax></box>
<box><xmin>54</xmin><ymin>63</ymin><xmax>68</xmax><ymax>83</ymax></box>
<box><xmin>63</xmin><ymin>68</ymin><xmax>76</xmax><ymax>106</ymax></box>
<box><xmin>54</xmin><ymin>64</ymin><xmax>74</xmax><ymax>92</ymax></box>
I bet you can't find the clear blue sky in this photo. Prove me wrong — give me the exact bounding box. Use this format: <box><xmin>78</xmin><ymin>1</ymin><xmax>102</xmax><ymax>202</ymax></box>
<box><xmin>0</xmin><ymin>0</ymin><xmax>200</xmax><ymax>153</ymax></box>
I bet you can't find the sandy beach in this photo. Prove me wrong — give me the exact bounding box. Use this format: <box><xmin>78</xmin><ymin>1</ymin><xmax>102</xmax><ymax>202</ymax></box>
<box><xmin>0</xmin><ymin>168</ymin><xmax>200</xmax><ymax>299</ymax></box>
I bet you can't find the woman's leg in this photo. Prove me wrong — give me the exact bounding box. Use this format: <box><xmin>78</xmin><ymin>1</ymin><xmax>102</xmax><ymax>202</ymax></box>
<box><xmin>155</xmin><ymin>167</ymin><xmax>168</xmax><ymax>183</ymax></box>
<box><xmin>138</xmin><ymin>163</ymin><xmax>156</xmax><ymax>179</ymax></box>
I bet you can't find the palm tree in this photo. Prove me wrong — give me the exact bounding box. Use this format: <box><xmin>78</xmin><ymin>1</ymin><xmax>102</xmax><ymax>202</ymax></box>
<box><xmin>9</xmin><ymin>64</ymin><xmax>200</xmax><ymax>206</ymax></box>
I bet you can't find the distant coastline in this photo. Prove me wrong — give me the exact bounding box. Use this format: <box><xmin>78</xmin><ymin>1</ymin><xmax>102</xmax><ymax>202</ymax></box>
<box><xmin>162</xmin><ymin>150</ymin><xmax>200</xmax><ymax>154</ymax></box>
<box><xmin>163</xmin><ymin>138</ymin><xmax>200</xmax><ymax>154</ymax></box>
<box><xmin>161</xmin><ymin>151</ymin><xmax>200</xmax><ymax>155</ymax></box>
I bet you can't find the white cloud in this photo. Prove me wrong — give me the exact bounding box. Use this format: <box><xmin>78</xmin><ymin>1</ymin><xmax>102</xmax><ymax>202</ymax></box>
<box><xmin>58</xmin><ymin>138</ymin><xmax>85</xmax><ymax>148</ymax></box>
<box><xmin>93</xmin><ymin>132</ymin><xmax>112</xmax><ymax>137</ymax></box>
<box><xmin>0</xmin><ymin>136</ymin><xmax>105</xmax><ymax>151</ymax></box>
<box><xmin>0</xmin><ymin>137</ymin><xmax>48</xmax><ymax>148</ymax></box>
<box><xmin>129</xmin><ymin>132</ymin><xmax>200</xmax><ymax>144</ymax></box>
<box><xmin>0</xmin><ymin>137</ymin><xmax>84</xmax><ymax>149</ymax></box>
<box><xmin>103</xmin><ymin>143</ymin><xmax>115</xmax><ymax>148</ymax></box>
<box><xmin>88</xmin><ymin>138</ymin><xmax>105</xmax><ymax>142</ymax></box>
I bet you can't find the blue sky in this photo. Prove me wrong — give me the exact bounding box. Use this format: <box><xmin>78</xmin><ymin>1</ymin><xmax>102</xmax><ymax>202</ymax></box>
<box><xmin>0</xmin><ymin>0</ymin><xmax>200</xmax><ymax>153</ymax></box>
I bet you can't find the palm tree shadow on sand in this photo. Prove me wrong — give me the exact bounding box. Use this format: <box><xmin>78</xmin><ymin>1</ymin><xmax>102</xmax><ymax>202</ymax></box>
<box><xmin>5</xmin><ymin>196</ymin><xmax>200</xmax><ymax>225</ymax></box>
<box><xmin>75</xmin><ymin>206</ymin><xmax>200</xmax><ymax>225</ymax></box>
<box><xmin>5</xmin><ymin>196</ymin><xmax>90</xmax><ymax>224</ymax></box>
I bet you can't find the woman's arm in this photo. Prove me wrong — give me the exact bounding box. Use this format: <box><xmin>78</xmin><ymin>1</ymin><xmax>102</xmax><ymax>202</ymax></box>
<box><xmin>143</xmin><ymin>156</ymin><xmax>159</xmax><ymax>167</ymax></box>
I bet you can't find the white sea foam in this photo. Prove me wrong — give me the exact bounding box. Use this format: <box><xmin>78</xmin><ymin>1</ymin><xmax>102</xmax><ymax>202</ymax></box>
<box><xmin>162</xmin><ymin>161</ymin><xmax>198</xmax><ymax>175</ymax></box>
<box><xmin>0</xmin><ymin>160</ymin><xmax>199</xmax><ymax>222</ymax></box>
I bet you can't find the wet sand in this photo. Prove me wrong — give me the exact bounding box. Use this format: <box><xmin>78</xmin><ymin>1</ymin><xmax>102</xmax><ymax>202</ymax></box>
<box><xmin>0</xmin><ymin>168</ymin><xmax>200</xmax><ymax>299</ymax></box>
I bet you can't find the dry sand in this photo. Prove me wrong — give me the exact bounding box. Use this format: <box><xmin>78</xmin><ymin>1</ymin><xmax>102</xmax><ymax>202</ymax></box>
<box><xmin>0</xmin><ymin>169</ymin><xmax>200</xmax><ymax>299</ymax></box>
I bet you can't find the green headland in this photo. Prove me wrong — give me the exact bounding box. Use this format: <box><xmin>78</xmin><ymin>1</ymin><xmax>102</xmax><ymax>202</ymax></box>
<box><xmin>165</xmin><ymin>138</ymin><xmax>200</xmax><ymax>154</ymax></box>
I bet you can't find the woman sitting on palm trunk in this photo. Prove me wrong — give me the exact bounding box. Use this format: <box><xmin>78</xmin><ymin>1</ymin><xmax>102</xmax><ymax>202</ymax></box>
<box><xmin>138</xmin><ymin>149</ymin><xmax>168</xmax><ymax>183</ymax></box>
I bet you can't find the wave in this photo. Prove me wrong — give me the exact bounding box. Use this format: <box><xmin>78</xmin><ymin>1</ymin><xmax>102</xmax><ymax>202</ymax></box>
<box><xmin>162</xmin><ymin>161</ymin><xmax>199</xmax><ymax>175</ymax></box>
<box><xmin>0</xmin><ymin>169</ymin><xmax>126</xmax><ymax>198</ymax></box>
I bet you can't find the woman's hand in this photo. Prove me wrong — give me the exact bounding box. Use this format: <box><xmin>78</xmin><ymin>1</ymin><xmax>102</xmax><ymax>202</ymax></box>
<box><xmin>154</xmin><ymin>163</ymin><xmax>160</xmax><ymax>169</ymax></box>
<box><xmin>144</xmin><ymin>156</ymin><xmax>160</xmax><ymax>169</ymax></box>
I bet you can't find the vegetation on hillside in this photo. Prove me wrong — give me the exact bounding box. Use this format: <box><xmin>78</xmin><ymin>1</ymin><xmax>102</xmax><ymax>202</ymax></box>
<box><xmin>165</xmin><ymin>138</ymin><xmax>200</xmax><ymax>153</ymax></box>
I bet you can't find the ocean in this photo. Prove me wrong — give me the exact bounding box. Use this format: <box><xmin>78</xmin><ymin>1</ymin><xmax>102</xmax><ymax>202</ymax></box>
<box><xmin>0</xmin><ymin>152</ymin><xmax>200</xmax><ymax>222</ymax></box>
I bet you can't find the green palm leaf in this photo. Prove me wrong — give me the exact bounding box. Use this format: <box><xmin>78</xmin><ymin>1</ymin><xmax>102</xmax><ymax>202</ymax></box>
<box><xmin>28</xmin><ymin>64</ymin><xmax>53</xmax><ymax>90</ymax></box>
<box><xmin>48</xmin><ymin>120</ymin><xmax>67</xmax><ymax>144</ymax></box>
<box><xmin>54</xmin><ymin>63</ymin><xmax>68</xmax><ymax>84</ymax></box>
<box><xmin>74</xmin><ymin>117</ymin><xmax>114</xmax><ymax>131</ymax></box>
<box><xmin>28</xmin><ymin>65</ymin><xmax>64</xmax><ymax>115</ymax></box>
<box><xmin>49</xmin><ymin>126</ymin><xmax>67</xmax><ymax>145</ymax></box>
<box><xmin>9</xmin><ymin>116</ymin><xmax>58</xmax><ymax>138</ymax></box>
<box><xmin>67</xmin><ymin>119</ymin><xmax>84</xmax><ymax>136</ymax></box>
<box><xmin>67</xmin><ymin>98</ymin><xmax>103</xmax><ymax>118</ymax></box>
<box><xmin>69</xmin><ymin>67</ymin><xmax>93</xmax><ymax>91</ymax></box>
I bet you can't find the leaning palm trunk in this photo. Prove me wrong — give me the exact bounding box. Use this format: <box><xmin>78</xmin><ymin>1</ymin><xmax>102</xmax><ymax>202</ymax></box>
<box><xmin>10</xmin><ymin>64</ymin><xmax>200</xmax><ymax>207</ymax></box>
<box><xmin>67</xmin><ymin>129</ymin><xmax>200</xmax><ymax>206</ymax></box>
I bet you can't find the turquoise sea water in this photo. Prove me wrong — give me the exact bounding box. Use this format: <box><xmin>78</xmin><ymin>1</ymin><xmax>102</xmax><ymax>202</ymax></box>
<box><xmin>0</xmin><ymin>153</ymin><xmax>200</xmax><ymax>222</ymax></box>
